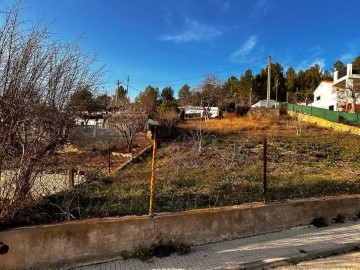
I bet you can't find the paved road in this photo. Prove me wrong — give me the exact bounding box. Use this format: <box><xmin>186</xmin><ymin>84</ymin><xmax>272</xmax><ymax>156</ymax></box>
<box><xmin>276</xmin><ymin>251</ymin><xmax>360</xmax><ymax>269</ymax></box>
<box><xmin>71</xmin><ymin>219</ymin><xmax>360</xmax><ymax>270</ymax></box>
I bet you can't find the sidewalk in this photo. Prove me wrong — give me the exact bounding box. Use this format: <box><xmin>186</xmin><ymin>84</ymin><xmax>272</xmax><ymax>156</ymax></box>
<box><xmin>276</xmin><ymin>252</ymin><xmax>360</xmax><ymax>269</ymax></box>
<box><xmin>71</xmin><ymin>219</ymin><xmax>360</xmax><ymax>270</ymax></box>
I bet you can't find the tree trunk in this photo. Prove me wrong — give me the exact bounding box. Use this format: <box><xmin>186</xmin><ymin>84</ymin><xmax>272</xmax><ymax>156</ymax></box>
<box><xmin>351</xmin><ymin>98</ymin><xmax>356</xmax><ymax>113</ymax></box>
<box><xmin>127</xmin><ymin>140</ymin><xmax>132</xmax><ymax>153</ymax></box>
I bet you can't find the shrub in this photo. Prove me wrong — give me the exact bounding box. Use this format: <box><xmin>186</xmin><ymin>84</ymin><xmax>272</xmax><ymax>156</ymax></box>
<box><xmin>311</xmin><ymin>217</ymin><xmax>328</xmax><ymax>228</ymax></box>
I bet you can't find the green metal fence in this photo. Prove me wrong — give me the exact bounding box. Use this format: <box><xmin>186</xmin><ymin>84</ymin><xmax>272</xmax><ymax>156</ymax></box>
<box><xmin>283</xmin><ymin>103</ymin><xmax>360</xmax><ymax>126</ymax></box>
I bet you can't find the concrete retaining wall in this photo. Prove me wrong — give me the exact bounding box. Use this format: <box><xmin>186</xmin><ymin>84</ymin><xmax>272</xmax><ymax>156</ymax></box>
<box><xmin>289</xmin><ymin>111</ymin><xmax>360</xmax><ymax>136</ymax></box>
<box><xmin>1</xmin><ymin>195</ymin><xmax>360</xmax><ymax>269</ymax></box>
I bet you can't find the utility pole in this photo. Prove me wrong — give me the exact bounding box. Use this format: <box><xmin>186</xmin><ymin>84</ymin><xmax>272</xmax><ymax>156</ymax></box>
<box><xmin>267</xmin><ymin>55</ymin><xmax>271</xmax><ymax>108</ymax></box>
<box><xmin>275</xmin><ymin>79</ymin><xmax>279</xmax><ymax>108</ymax></box>
<box><xmin>126</xmin><ymin>75</ymin><xmax>130</xmax><ymax>97</ymax></box>
<box><xmin>115</xmin><ymin>80</ymin><xmax>120</xmax><ymax>105</ymax></box>
<box><xmin>249</xmin><ymin>87</ymin><xmax>252</xmax><ymax>107</ymax></box>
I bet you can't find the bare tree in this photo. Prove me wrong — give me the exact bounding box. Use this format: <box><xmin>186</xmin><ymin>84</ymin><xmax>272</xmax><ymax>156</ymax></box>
<box><xmin>193</xmin><ymin>74</ymin><xmax>225</xmax><ymax>120</ymax></box>
<box><xmin>335</xmin><ymin>83</ymin><xmax>360</xmax><ymax>113</ymax></box>
<box><xmin>295</xmin><ymin>114</ymin><xmax>307</xmax><ymax>136</ymax></box>
<box><xmin>215</xmin><ymin>144</ymin><xmax>246</xmax><ymax>171</ymax></box>
<box><xmin>0</xmin><ymin>2</ymin><xmax>103</xmax><ymax>222</ymax></box>
<box><xmin>348</xmin><ymin>84</ymin><xmax>360</xmax><ymax>113</ymax></box>
<box><xmin>185</xmin><ymin>120</ymin><xmax>210</xmax><ymax>154</ymax></box>
<box><xmin>108</xmin><ymin>106</ymin><xmax>148</xmax><ymax>153</ymax></box>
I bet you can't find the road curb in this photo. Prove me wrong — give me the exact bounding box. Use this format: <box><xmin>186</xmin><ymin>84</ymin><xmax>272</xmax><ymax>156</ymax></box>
<box><xmin>224</xmin><ymin>242</ymin><xmax>360</xmax><ymax>269</ymax></box>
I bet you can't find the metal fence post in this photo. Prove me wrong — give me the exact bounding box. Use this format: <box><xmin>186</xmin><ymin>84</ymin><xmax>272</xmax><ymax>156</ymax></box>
<box><xmin>149</xmin><ymin>128</ymin><xmax>157</xmax><ymax>217</ymax></box>
<box><xmin>262</xmin><ymin>138</ymin><xmax>267</xmax><ymax>204</ymax></box>
<box><xmin>108</xmin><ymin>141</ymin><xmax>111</xmax><ymax>174</ymax></box>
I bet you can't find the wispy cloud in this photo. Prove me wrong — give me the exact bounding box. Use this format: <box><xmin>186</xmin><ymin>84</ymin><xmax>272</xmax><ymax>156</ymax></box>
<box><xmin>311</xmin><ymin>58</ymin><xmax>325</xmax><ymax>69</ymax></box>
<box><xmin>211</xmin><ymin>0</ymin><xmax>230</xmax><ymax>12</ymax></box>
<box><xmin>298</xmin><ymin>58</ymin><xmax>326</xmax><ymax>71</ymax></box>
<box><xmin>160</xmin><ymin>7</ymin><xmax>173</xmax><ymax>25</ymax></box>
<box><xmin>222</xmin><ymin>1</ymin><xmax>230</xmax><ymax>11</ymax></box>
<box><xmin>161</xmin><ymin>18</ymin><xmax>222</xmax><ymax>42</ymax></box>
<box><xmin>307</xmin><ymin>45</ymin><xmax>323</xmax><ymax>57</ymax></box>
<box><xmin>229</xmin><ymin>36</ymin><xmax>258</xmax><ymax>63</ymax></box>
<box><xmin>249</xmin><ymin>0</ymin><xmax>269</xmax><ymax>20</ymax></box>
<box><xmin>294</xmin><ymin>46</ymin><xmax>325</xmax><ymax>71</ymax></box>
<box><xmin>340</xmin><ymin>53</ymin><xmax>353</xmax><ymax>62</ymax></box>
<box><xmin>338</xmin><ymin>39</ymin><xmax>360</xmax><ymax>63</ymax></box>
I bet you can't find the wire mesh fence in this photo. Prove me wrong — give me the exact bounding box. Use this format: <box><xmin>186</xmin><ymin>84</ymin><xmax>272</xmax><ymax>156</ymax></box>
<box><xmin>0</xmin><ymin>169</ymin><xmax>85</xmax><ymax>200</ymax></box>
<box><xmin>264</xmin><ymin>136</ymin><xmax>360</xmax><ymax>201</ymax></box>
<box><xmin>1</xmin><ymin>117</ymin><xmax>360</xmax><ymax>228</ymax></box>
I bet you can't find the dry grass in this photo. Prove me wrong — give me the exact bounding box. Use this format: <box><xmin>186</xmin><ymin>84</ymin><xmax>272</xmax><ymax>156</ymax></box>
<box><xmin>6</xmin><ymin>114</ymin><xmax>359</xmax><ymax>229</ymax></box>
<box><xmin>177</xmin><ymin>115</ymin><xmax>319</xmax><ymax>136</ymax></box>
<box><xmin>178</xmin><ymin>117</ymin><xmax>268</xmax><ymax>134</ymax></box>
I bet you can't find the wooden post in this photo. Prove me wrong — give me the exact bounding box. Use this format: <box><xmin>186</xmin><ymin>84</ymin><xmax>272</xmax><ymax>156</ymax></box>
<box><xmin>262</xmin><ymin>139</ymin><xmax>267</xmax><ymax>204</ymax></box>
<box><xmin>68</xmin><ymin>168</ymin><xmax>74</xmax><ymax>189</ymax></box>
<box><xmin>0</xmin><ymin>159</ymin><xmax>2</xmax><ymax>184</ymax></box>
<box><xmin>149</xmin><ymin>128</ymin><xmax>157</xmax><ymax>217</ymax></box>
<box><xmin>108</xmin><ymin>141</ymin><xmax>111</xmax><ymax>174</ymax></box>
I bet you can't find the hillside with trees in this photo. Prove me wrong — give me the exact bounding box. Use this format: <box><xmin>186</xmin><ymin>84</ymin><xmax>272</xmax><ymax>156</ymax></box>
<box><xmin>129</xmin><ymin>55</ymin><xmax>360</xmax><ymax>116</ymax></box>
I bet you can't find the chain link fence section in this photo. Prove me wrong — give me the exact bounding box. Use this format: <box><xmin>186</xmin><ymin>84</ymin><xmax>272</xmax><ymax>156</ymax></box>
<box><xmin>0</xmin><ymin>168</ymin><xmax>86</xmax><ymax>201</ymax></box>
<box><xmin>31</xmin><ymin>170</ymin><xmax>85</xmax><ymax>199</ymax></box>
<box><xmin>265</xmin><ymin>135</ymin><xmax>360</xmax><ymax>202</ymax></box>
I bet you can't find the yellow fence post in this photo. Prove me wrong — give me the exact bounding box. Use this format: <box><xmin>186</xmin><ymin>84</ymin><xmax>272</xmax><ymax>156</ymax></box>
<box><xmin>149</xmin><ymin>129</ymin><xmax>157</xmax><ymax>217</ymax></box>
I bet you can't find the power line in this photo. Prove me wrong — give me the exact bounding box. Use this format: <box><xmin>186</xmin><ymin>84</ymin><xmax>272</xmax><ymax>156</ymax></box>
<box><xmin>148</xmin><ymin>57</ymin><xmax>267</xmax><ymax>84</ymax></box>
<box><xmin>98</xmin><ymin>57</ymin><xmax>268</xmax><ymax>95</ymax></box>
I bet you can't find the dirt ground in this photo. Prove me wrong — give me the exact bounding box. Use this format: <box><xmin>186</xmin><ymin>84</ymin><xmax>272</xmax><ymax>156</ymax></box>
<box><xmin>50</xmin><ymin>129</ymin><xmax>152</xmax><ymax>175</ymax></box>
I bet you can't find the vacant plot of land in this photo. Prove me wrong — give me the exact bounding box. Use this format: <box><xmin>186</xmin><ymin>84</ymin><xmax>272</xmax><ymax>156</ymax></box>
<box><xmin>5</xmin><ymin>115</ymin><xmax>360</xmax><ymax>228</ymax></box>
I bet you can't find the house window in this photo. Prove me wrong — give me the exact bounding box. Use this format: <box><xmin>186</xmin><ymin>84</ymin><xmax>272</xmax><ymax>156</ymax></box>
<box><xmin>329</xmin><ymin>105</ymin><xmax>334</xmax><ymax>111</ymax></box>
<box><xmin>316</xmin><ymin>96</ymin><xmax>320</xmax><ymax>101</ymax></box>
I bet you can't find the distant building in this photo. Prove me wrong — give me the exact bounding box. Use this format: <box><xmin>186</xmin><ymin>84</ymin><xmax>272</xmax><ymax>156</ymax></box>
<box><xmin>311</xmin><ymin>63</ymin><xmax>360</xmax><ymax>112</ymax></box>
<box><xmin>75</xmin><ymin>114</ymin><xmax>105</xmax><ymax>126</ymax></box>
<box><xmin>179</xmin><ymin>106</ymin><xmax>219</xmax><ymax>119</ymax></box>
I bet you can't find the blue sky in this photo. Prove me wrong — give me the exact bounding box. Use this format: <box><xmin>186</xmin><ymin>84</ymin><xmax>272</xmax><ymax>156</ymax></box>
<box><xmin>9</xmin><ymin>0</ymin><xmax>360</xmax><ymax>99</ymax></box>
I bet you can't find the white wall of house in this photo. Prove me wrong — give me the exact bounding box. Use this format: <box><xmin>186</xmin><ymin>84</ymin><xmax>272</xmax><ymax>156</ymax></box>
<box><xmin>75</xmin><ymin>117</ymin><xmax>105</xmax><ymax>126</ymax></box>
<box><xmin>183</xmin><ymin>106</ymin><xmax>219</xmax><ymax>118</ymax></box>
<box><xmin>312</xmin><ymin>81</ymin><xmax>338</xmax><ymax>111</ymax></box>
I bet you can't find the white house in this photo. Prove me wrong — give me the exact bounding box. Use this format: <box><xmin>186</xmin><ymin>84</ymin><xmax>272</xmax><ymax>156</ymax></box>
<box><xmin>312</xmin><ymin>81</ymin><xmax>338</xmax><ymax>111</ymax></box>
<box><xmin>180</xmin><ymin>106</ymin><xmax>219</xmax><ymax>119</ymax></box>
<box><xmin>312</xmin><ymin>63</ymin><xmax>360</xmax><ymax>112</ymax></box>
